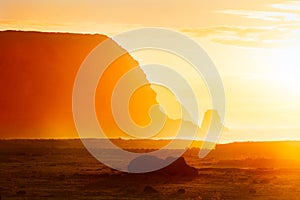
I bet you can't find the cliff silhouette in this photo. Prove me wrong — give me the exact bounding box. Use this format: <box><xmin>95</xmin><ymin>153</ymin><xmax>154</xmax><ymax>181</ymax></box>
<box><xmin>0</xmin><ymin>30</ymin><xmax>226</xmax><ymax>142</ymax></box>
<box><xmin>0</xmin><ymin>30</ymin><xmax>157</xmax><ymax>138</ymax></box>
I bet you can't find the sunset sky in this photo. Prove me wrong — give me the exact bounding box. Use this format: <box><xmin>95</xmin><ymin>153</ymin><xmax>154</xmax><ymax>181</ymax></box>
<box><xmin>1</xmin><ymin>0</ymin><xmax>300</xmax><ymax>142</ymax></box>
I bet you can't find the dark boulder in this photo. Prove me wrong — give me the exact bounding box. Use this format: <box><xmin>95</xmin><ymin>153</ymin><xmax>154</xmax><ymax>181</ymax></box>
<box><xmin>128</xmin><ymin>156</ymin><xmax>198</xmax><ymax>177</ymax></box>
<box><xmin>177</xmin><ymin>188</ymin><xmax>186</xmax><ymax>194</ymax></box>
<box><xmin>143</xmin><ymin>186</ymin><xmax>158</xmax><ymax>194</ymax></box>
<box><xmin>155</xmin><ymin>157</ymin><xmax>198</xmax><ymax>177</ymax></box>
<box><xmin>128</xmin><ymin>155</ymin><xmax>166</xmax><ymax>173</ymax></box>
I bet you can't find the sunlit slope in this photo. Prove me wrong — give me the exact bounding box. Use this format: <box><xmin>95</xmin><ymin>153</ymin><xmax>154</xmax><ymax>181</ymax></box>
<box><xmin>95</xmin><ymin>43</ymin><xmax>160</xmax><ymax>138</ymax></box>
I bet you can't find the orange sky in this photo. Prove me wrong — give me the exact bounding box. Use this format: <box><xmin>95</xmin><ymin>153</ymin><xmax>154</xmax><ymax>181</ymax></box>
<box><xmin>0</xmin><ymin>0</ymin><xmax>300</xmax><ymax>142</ymax></box>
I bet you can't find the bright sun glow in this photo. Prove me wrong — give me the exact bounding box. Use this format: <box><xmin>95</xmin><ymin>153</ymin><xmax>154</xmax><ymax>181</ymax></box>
<box><xmin>269</xmin><ymin>45</ymin><xmax>300</xmax><ymax>95</ymax></box>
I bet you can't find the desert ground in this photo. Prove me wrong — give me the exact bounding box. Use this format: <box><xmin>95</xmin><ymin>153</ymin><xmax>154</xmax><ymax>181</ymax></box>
<box><xmin>1</xmin><ymin>139</ymin><xmax>300</xmax><ymax>199</ymax></box>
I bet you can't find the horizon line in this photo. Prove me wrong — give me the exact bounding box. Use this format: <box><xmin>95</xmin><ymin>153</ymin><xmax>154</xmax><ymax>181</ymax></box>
<box><xmin>1</xmin><ymin>138</ymin><xmax>300</xmax><ymax>144</ymax></box>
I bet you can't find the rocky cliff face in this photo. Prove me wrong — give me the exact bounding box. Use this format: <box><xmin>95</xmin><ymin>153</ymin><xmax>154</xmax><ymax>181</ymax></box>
<box><xmin>0</xmin><ymin>31</ymin><xmax>157</xmax><ymax>138</ymax></box>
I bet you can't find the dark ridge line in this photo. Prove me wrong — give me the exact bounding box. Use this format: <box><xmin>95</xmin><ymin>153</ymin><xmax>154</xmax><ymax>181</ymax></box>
<box><xmin>0</xmin><ymin>29</ymin><xmax>106</xmax><ymax>37</ymax></box>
